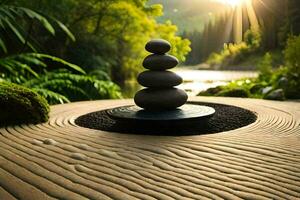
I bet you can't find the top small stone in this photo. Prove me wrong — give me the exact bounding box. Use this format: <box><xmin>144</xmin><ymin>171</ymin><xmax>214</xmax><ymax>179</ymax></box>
<box><xmin>145</xmin><ymin>39</ymin><xmax>171</xmax><ymax>54</ymax></box>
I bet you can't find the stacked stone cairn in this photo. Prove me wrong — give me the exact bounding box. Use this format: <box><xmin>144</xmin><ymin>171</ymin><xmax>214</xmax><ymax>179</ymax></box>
<box><xmin>134</xmin><ymin>39</ymin><xmax>188</xmax><ymax>110</ymax></box>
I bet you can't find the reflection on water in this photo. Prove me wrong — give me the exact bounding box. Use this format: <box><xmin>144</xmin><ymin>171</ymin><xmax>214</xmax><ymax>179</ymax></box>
<box><xmin>122</xmin><ymin>69</ymin><xmax>258</xmax><ymax>98</ymax></box>
<box><xmin>176</xmin><ymin>69</ymin><xmax>258</xmax><ymax>96</ymax></box>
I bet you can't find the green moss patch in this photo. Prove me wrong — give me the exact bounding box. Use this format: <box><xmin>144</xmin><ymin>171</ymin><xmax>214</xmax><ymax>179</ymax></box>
<box><xmin>217</xmin><ymin>88</ymin><xmax>249</xmax><ymax>98</ymax></box>
<box><xmin>0</xmin><ymin>82</ymin><xmax>50</xmax><ymax>126</ymax></box>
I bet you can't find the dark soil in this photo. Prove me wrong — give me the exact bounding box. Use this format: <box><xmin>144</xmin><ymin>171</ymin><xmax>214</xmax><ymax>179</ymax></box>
<box><xmin>75</xmin><ymin>102</ymin><xmax>257</xmax><ymax>136</ymax></box>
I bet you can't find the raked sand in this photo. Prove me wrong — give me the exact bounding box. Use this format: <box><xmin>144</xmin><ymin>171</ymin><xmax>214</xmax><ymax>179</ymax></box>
<box><xmin>0</xmin><ymin>97</ymin><xmax>300</xmax><ymax>199</ymax></box>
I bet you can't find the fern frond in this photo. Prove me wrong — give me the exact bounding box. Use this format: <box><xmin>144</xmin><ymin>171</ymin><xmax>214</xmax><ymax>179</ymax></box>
<box><xmin>3</xmin><ymin>17</ymin><xmax>25</xmax><ymax>44</ymax></box>
<box><xmin>17</xmin><ymin>54</ymin><xmax>47</xmax><ymax>68</ymax></box>
<box><xmin>89</xmin><ymin>70</ymin><xmax>111</xmax><ymax>81</ymax></box>
<box><xmin>22</xmin><ymin>71</ymin><xmax>122</xmax><ymax>104</ymax></box>
<box><xmin>28</xmin><ymin>53</ymin><xmax>85</xmax><ymax>74</ymax></box>
<box><xmin>16</xmin><ymin>7</ymin><xmax>55</xmax><ymax>35</ymax></box>
<box><xmin>0</xmin><ymin>59</ymin><xmax>17</xmax><ymax>75</ymax></box>
<box><xmin>0</xmin><ymin>53</ymin><xmax>85</xmax><ymax>81</ymax></box>
<box><xmin>53</xmin><ymin>19</ymin><xmax>75</xmax><ymax>42</ymax></box>
<box><xmin>0</xmin><ymin>5</ymin><xmax>75</xmax><ymax>53</ymax></box>
<box><xmin>0</xmin><ymin>37</ymin><xmax>7</xmax><ymax>53</ymax></box>
<box><xmin>31</xmin><ymin>88</ymin><xmax>70</xmax><ymax>104</ymax></box>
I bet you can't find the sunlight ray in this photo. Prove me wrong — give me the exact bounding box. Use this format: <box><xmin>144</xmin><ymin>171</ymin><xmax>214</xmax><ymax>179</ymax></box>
<box><xmin>214</xmin><ymin>0</ymin><xmax>245</xmax><ymax>7</ymax></box>
<box><xmin>245</xmin><ymin>0</ymin><xmax>259</xmax><ymax>31</ymax></box>
<box><xmin>234</xmin><ymin>4</ymin><xmax>243</xmax><ymax>43</ymax></box>
<box><xmin>218</xmin><ymin>0</ymin><xmax>259</xmax><ymax>43</ymax></box>
<box><xmin>224</xmin><ymin>11</ymin><xmax>235</xmax><ymax>43</ymax></box>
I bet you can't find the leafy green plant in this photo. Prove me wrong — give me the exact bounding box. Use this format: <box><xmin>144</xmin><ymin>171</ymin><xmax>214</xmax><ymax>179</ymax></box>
<box><xmin>0</xmin><ymin>53</ymin><xmax>122</xmax><ymax>105</ymax></box>
<box><xmin>217</xmin><ymin>88</ymin><xmax>249</xmax><ymax>98</ymax></box>
<box><xmin>0</xmin><ymin>4</ymin><xmax>121</xmax><ymax>106</ymax></box>
<box><xmin>200</xmin><ymin>35</ymin><xmax>300</xmax><ymax>100</ymax></box>
<box><xmin>207</xmin><ymin>29</ymin><xmax>261</xmax><ymax>68</ymax></box>
<box><xmin>279</xmin><ymin>35</ymin><xmax>300</xmax><ymax>99</ymax></box>
<box><xmin>244</xmin><ymin>29</ymin><xmax>261</xmax><ymax>50</ymax></box>
<box><xmin>257</xmin><ymin>52</ymin><xmax>273</xmax><ymax>81</ymax></box>
<box><xmin>285</xmin><ymin>35</ymin><xmax>300</xmax><ymax>75</ymax></box>
<box><xmin>17</xmin><ymin>0</ymin><xmax>190</xmax><ymax>83</ymax></box>
<box><xmin>0</xmin><ymin>4</ymin><xmax>75</xmax><ymax>53</ymax></box>
<box><xmin>199</xmin><ymin>78</ymin><xmax>257</xmax><ymax>98</ymax></box>
<box><xmin>0</xmin><ymin>53</ymin><xmax>85</xmax><ymax>82</ymax></box>
<box><xmin>23</xmin><ymin>71</ymin><xmax>122</xmax><ymax>104</ymax></box>
<box><xmin>207</xmin><ymin>42</ymin><xmax>249</xmax><ymax>66</ymax></box>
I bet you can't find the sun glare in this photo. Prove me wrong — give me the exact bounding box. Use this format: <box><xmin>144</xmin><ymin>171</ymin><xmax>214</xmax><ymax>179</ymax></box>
<box><xmin>228</xmin><ymin>0</ymin><xmax>243</xmax><ymax>6</ymax></box>
<box><xmin>217</xmin><ymin>0</ymin><xmax>244</xmax><ymax>7</ymax></box>
<box><xmin>212</xmin><ymin>0</ymin><xmax>258</xmax><ymax>43</ymax></box>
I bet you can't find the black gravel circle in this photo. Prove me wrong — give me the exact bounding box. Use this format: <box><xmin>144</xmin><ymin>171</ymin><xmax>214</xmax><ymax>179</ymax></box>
<box><xmin>75</xmin><ymin>102</ymin><xmax>257</xmax><ymax>136</ymax></box>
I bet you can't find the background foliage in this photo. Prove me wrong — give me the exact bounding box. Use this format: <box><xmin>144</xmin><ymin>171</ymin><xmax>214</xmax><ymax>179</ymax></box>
<box><xmin>0</xmin><ymin>0</ymin><xmax>190</xmax><ymax>107</ymax></box>
<box><xmin>0</xmin><ymin>0</ymin><xmax>191</xmax><ymax>125</ymax></box>
<box><xmin>0</xmin><ymin>2</ymin><xmax>123</xmax><ymax>105</ymax></box>
<box><xmin>183</xmin><ymin>0</ymin><xmax>300</xmax><ymax>68</ymax></box>
<box><xmin>199</xmin><ymin>34</ymin><xmax>300</xmax><ymax>100</ymax></box>
<box><xmin>10</xmin><ymin>0</ymin><xmax>191</xmax><ymax>83</ymax></box>
<box><xmin>189</xmin><ymin>0</ymin><xmax>300</xmax><ymax>100</ymax></box>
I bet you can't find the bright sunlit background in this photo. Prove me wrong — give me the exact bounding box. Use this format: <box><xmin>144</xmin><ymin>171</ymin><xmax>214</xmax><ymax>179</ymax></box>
<box><xmin>1</xmin><ymin>0</ymin><xmax>300</xmax><ymax>107</ymax></box>
<box><xmin>212</xmin><ymin>0</ymin><xmax>259</xmax><ymax>43</ymax></box>
<box><xmin>214</xmin><ymin>0</ymin><xmax>245</xmax><ymax>7</ymax></box>
<box><xmin>145</xmin><ymin>0</ymin><xmax>299</xmax><ymax>99</ymax></box>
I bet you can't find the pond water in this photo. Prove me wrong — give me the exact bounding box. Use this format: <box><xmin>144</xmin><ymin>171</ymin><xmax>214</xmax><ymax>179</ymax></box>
<box><xmin>122</xmin><ymin>68</ymin><xmax>258</xmax><ymax>98</ymax></box>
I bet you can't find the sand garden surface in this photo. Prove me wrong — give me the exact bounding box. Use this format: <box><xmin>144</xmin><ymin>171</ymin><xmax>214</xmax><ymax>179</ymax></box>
<box><xmin>0</xmin><ymin>97</ymin><xmax>300</xmax><ymax>199</ymax></box>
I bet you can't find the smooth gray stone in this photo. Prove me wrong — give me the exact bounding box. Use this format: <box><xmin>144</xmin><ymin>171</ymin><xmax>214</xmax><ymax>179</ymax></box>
<box><xmin>262</xmin><ymin>86</ymin><xmax>273</xmax><ymax>95</ymax></box>
<box><xmin>134</xmin><ymin>88</ymin><xmax>188</xmax><ymax>110</ymax></box>
<box><xmin>137</xmin><ymin>71</ymin><xmax>183</xmax><ymax>87</ymax></box>
<box><xmin>143</xmin><ymin>54</ymin><xmax>179</xmax><ymax>70</ymax></box>
<box><xmin>145</xmin><ymin>39</ymin><xmax>171</xmax><ymax>54</ymax></box>
<box><xmin>264</xmin><ymin>89</ymin><xmax>285</xmax><ymax>101</ymax></box>
<box><xmin>278</xmin><ymin>77</ymin><xmax>288</xmax><ymax>88</ymax></box>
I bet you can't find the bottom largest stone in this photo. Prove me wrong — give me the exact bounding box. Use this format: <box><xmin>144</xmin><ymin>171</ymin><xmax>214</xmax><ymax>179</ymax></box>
<box><xmin>134</xmin><ymin>88</ymin><xmax>188</xmax><ymax>110</ymax></box>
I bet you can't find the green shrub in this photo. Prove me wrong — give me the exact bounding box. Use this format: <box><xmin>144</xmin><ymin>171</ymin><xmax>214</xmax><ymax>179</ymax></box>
<box><xmin>285</xmin><ymin>35</ymin><xmax>300</xmax><ymax>75</ymax></box>
<box><xmin>0</xmin><ymin>81</ymin><xmax>49</xmax><ymax>126</ymax></box>
<box><xmin>198</xmin><ymin>86</ymin><xmax>223</xmax><ymax>96</ymax></box>
<box><xmin>207</xmin><ymin>29</ymin><xmax>261</xmax><ymax>68</ymax></box>
<box><xmin>0</xmin><ymin>5</ymin><xmax>122</xmax><ymax>105</ymax></box>
<box><xmin>282</xmin><ymin>35</ymin><xmax>300</xmax><ymax>98</ymax></box>
<box><xmin>201</xmin><ymin>35</ymin><xmax>300</xmax><ymax>100</ymax></box>
<box><xmin>257</xmin><ymin>52</ymin><xmax>273</xmax><ymax>81</ymax></box>
<box><xmin>201</xmin><ymin>33</ymin><xmax>300</xmax><ymax>100</ymax></box>
<box><xmin>217</xmin><ymin>88</ymin><xmax>249</xmax><ymax>98</ymax></box>
<box><xmin>1</xmin><ymin>53</ymin><xmax>122</xmax><ymax>105</ymax></box>
<box><xmin>23</xmin><ymin>71</ymin><xmax>122</xmax><ymax>104</ymax></box>
<box><xmin>244</xmin><ymin>29</ymin><xmax>261</xmax><ymax>49</ymax></box>
<box><xmin>207</xmin><ymin>42</ymin><xmax>249</xmax><ymax>67</ymax></box>
<box><xmin>198</xmin><ymin>78</ymin><xmax>263</xmax><ymax>99</ymax></box>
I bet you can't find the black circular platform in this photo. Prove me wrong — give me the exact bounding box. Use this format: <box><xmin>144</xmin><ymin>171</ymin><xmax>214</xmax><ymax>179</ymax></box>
<box><xmin>75</xmin><ymin>102</ymin><xmax>257</xmax><ymax>136</ymax></box>
<box><xmin>107</xmin><ymin>104</ymin><xmax>215</xmax><ymax>122</ymax></box>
